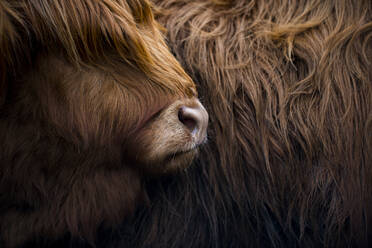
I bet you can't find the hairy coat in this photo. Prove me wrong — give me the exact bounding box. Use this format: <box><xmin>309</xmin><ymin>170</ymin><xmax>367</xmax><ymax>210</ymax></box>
<box><xmin>0</xmin><ymin>0</ymin><xmax>207</xmax><ymax>247</ymax></box>
<box><xmin>111</xmin><ymin>0</ymin><xmax>372</xmax><ymax>247</ymax></box>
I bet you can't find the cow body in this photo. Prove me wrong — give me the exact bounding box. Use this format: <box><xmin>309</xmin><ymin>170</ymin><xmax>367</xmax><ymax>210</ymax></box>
<box><xmin>113</xmin><ymin>1</ymin><xmax>372</xmax><ymax>247</ymax></box>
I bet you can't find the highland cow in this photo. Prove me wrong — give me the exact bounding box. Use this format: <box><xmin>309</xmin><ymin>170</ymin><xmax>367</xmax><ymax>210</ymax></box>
<box><xmin>111</xmin><ymin>0</ymin><xmax>372</xmax><ymax>247</ymax></box>
<box><xmin>0</xmin><ymin>0</ymin><xmax>208</xmax><ymax>247</ymax></box>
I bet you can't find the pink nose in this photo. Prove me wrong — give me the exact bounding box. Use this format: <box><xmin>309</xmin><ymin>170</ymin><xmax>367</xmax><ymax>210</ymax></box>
<box><xmin>178</xmin><ymin>101</ymin><xmax>208</xmax><ymax>144</ymax></box>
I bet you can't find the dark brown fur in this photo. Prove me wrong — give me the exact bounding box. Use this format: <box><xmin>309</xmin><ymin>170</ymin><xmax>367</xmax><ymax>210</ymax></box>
<box><xmin>112</xmin><ymin>0</ymin><xmax>372</xmax><ymax>247</ymax></box>
<box><xmin>0</xmin><ymin>0</ymin><xmax>202</xmax><ymax>247</ymax></box>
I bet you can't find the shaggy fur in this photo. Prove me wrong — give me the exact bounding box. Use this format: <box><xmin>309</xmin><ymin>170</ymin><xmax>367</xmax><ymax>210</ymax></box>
<box><xmin>110</xmin><ymin>0</ymin><xmax>372</xmax><ymax>247</ymax></box>
<box><xmin>0</xmin><ymin>0</ymin><xmax>207</xmax><ymax>247</ymax></box>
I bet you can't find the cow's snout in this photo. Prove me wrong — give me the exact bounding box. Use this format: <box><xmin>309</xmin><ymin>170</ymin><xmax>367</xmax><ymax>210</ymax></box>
<box><xmin>129</xmin><ymin>97</ymin><xmax>208</xmax><ymax>174</ymax></box>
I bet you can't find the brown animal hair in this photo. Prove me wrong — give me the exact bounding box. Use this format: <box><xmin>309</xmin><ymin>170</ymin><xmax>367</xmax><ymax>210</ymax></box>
<box><xmin>0</xmin><ymin>0</ymin><xmax>208</xmax><ymax>247</ymax></box>
<box><xmin>111</xmin><ymin>0</ymin><xmax>372</xmax><ymax>247</ymax></box>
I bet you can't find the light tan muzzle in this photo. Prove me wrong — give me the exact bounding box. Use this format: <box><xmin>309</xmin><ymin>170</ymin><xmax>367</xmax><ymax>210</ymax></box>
<box><xmin>134</xmin><ymin>97</ymin><xmax>208</xmax><ymax>174</ymax></box>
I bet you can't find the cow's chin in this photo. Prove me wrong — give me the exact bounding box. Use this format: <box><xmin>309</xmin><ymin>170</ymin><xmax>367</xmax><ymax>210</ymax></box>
<box><xmin>148</xmin><ymin>148</ymin><xmax>199</xmax><ymax>175</ymax></box>
<box><xmin>127</xmin><ymin>138</ymin><xmax>200</xmax><ymax>176</ymax></box>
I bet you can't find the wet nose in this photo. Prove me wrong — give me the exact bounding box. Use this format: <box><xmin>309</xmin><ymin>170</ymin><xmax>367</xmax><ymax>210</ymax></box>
<box><xmin>178</xmin><ymin>101</ymin><xmax>208</xmax><ymax>144</ymax></box>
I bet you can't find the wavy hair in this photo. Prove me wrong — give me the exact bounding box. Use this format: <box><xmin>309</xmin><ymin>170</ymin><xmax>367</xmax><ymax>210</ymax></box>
<box><xmin>114</xmin><ymin>1</ymin><xmax>372</xmax><ymax>247</ymax></box>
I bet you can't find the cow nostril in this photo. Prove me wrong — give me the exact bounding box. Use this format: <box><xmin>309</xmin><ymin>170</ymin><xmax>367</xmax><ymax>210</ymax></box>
<box><xmin>178</xmin><ymin>107</ymin><xmax>198</xmax><ymax>133</ymax></box>
<box><xmin>177</xmin><ymin>100</ymin><xmax>208</xmax><ymax>143</ymax></box>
